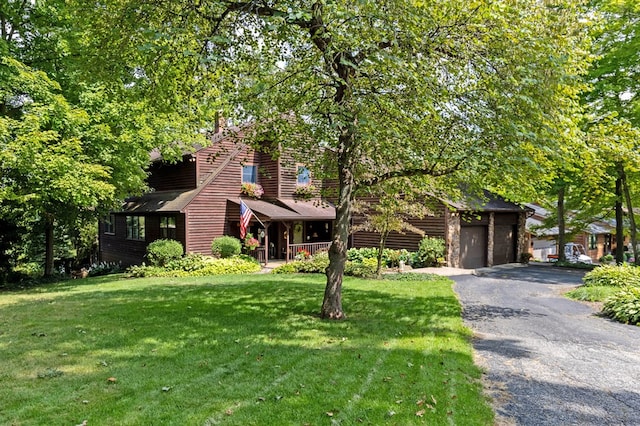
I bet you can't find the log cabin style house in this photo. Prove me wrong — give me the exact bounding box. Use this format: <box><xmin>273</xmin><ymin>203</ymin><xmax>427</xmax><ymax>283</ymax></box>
<box><xmin>99</xmin><ymin>128</ymin><xmax>336</xmax><ymax>266</ymax></box>
<box><xmin>99</xmin><ymin>128</ymin><xmax>531</xmax><ymax>269</ymax></box>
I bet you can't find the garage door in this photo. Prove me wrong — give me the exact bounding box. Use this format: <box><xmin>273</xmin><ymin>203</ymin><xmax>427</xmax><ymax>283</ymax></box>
<box><xmin>494</xmin><ymin>225</ymin><xmax>516</xmax><ymax>265</ymax></box>
<box><xmin>460</xmin><ymin>226</ymin><xmax>487</xmax><ymax>269</ymax></box>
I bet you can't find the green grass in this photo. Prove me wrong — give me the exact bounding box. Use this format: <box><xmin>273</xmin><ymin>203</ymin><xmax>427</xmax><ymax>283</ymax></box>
<box><xmin>565</xmin><ymin>285</ymin><xmax>621</xmax><ymax>302</ymax></box>
<box><xmin>0</xmin><ymin>273</ymin><xmax>493</xmax><ymax>425</ymax></box>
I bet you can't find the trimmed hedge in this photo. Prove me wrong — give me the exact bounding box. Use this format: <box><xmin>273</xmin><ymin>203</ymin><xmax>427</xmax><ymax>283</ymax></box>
<box><xmin>147</xmin><ymin>239</ymin><xmax>184</xmax><ymax>267</ymax></box>
<box><xmin>211</xmin><ymin>236</ymin><xmax>242</xmax><ymax>258</ymax></box>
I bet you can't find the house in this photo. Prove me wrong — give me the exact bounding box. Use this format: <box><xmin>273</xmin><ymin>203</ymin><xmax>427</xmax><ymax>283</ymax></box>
<box><xmin>524</xmin><ymin>203</ymin><xmax>617</xmax><ymax>263</ymax></box>
<box><xmin>351</xmin><ymin>191</ymin><xmax>532</xmax><ymax>269</ymax></box>
<box><xmin>99</xmin><ymin>128</ymin><xmax>336</xmax><ymax>266</ymax></box>
<box><xmin>100</xmin><ymin>128</ymin><xmax>531</xmax><ymax>269</ymax></box>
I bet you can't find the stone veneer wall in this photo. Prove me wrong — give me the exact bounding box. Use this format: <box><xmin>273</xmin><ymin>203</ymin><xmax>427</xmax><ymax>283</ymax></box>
<box><xmin>446</xmin><ymin>210</ymin><xmax>461</xmax><ymax>268</ymax></box>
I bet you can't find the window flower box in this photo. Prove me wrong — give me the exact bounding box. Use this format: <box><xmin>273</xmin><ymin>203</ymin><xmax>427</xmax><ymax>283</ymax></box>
<box><xmin>294</xmin><ymin>184</ymin><xmax>317</xmax><ymax>200</ymax></box>
<box><xmin>241</xmin><ymin>182</ymin><xmax>264</xmax><ymax>199</ymax></box>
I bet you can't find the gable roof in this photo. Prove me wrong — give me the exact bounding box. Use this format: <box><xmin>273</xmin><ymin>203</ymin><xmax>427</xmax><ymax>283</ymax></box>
<box><xmin>446</xmin><ymin>190</ymin><xmax>532</xmax><ymax>214</ymax></box>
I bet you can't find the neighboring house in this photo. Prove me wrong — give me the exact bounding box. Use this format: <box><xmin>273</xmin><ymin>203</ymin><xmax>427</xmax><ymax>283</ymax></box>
<box><xmin>352</xmin><ymin>191</ymin><xmax>532</xmax><ymax>269</ymax></box>
<box><xmin>525</xmin><ymin>203</ymin><xmax>617</xmax><ymax>263</ymax></box>
<box><xmin>99</xmin><ymin>128</ymin><xmax>335</xmax><ymax>266</ymax></box>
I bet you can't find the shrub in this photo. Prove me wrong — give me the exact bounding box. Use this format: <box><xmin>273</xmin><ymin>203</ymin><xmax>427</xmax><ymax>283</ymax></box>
<box><xmin>194</xmin><ymin>257</ymin><xmax>261</xmax><ymax>275</ymax></box>
<box><xmin>211</xmin><ymin>236</ymin><xmax>242</xmax><ymax>258</ymax></box>
<box><xmin>346</xmin><ymin>247</ymin><xmax>412</xmax><ymax>268</ymax></box>
<box><xmin>344</xmin><ymin>258</ymin><xmax>378</xmax><ymax>278</ymax></box>
<box><xmin>271</xmin><ymin>262</ymin><xmax>301</xmax><ymax>274</ymax></box>
<box><xmin>602</xmin><ymin>286</ymin><xmax>640</xmax><ymax>325</ymax></box>
<box><xmin>599</xmin><ymin>254</ymin><xmax>614</xmax><ymax>264</ymax></box>
<box><xmin>146</xmin><ymin>239</ymin><xmax>184</xmax><ymax>267</ymax></box>
<box><xmin>519</xmin><ymin>252</ymin><xmax>533</xmax><ymax>264</ymax></box>
<box><xmin>127</xmin><ymin>256</ymin><xmax>260</xmax><ymax>277</ymax></box>
<box><xmin>384</xmin><ymin>248</ymin><xmax>414</xmax><ymax>267</ymax></box>
<box><xmin>166</xmin><ymin>253</ymin><xmax>209</xmax><ymax>271</ymax></box>
<box><xmin>583</xmin><ymin>264</ymin><xmax>640</xmax><ymax>287</ymax></box>
<box><xmin>296</xmin><ymin>251</ymin><xmax>330</xmax><ymax>273</ymax></box>
<box><xmin>412</xmin><ymin>236</ymin><xmax>445</xmax><ymax>268</ymax></box>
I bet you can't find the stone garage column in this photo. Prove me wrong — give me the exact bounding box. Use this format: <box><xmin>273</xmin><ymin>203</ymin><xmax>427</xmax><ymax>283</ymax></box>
<box><xmin>517</xmin><ymin>212</ymin><xmax>527</xmax><ymax>262</ymax></box>
<box><xmin>446</xmin><ymin>210</ymin><xmax>460</xmax><ymax>268</ymax></box>
<box><xmin>487</xmin><ymin>212</ymin><xmax>495</xmax><ymax>267</ymax></box>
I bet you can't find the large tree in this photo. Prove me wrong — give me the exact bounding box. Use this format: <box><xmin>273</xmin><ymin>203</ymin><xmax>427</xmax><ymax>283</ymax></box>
<box><xmin>581</xmin><ymin>0</ymin><xmax>640</xmax><ymax>264</ymax></box>
<box><xmin>1</xmin><ymin>0</ymin><xmax>208</xmax><ymax>276</ymax></box>
<box><xmin>73</xmin><ymin>0</ymin><xmax>590</xmax><ymax>317</ymax></box>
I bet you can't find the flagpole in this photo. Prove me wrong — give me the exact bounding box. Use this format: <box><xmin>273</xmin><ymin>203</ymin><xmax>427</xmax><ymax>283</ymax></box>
<box><xmin>239</xmin><ymin>198</ymin><xmax>266</xmax><ymax>228</ymax></box>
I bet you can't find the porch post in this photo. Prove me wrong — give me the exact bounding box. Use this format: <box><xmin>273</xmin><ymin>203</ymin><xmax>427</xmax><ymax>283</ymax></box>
<box><xmin>263</xmin><ymin>222</ymin><xmax>270</xmax><ymax>266</ymax></box>
<box><xmin>284</xmin><ymin>222</ymin><xmax>291</xmax><ymax>263</ymax></box>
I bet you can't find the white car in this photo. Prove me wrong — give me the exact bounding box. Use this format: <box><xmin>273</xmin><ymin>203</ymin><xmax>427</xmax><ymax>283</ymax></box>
<box><xmin>563</xmin><ymin>243</ymin><xmax>592</xmax><ymax>264</ymax></box>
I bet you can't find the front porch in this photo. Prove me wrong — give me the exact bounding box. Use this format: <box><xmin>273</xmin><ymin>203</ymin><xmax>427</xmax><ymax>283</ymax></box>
<box><xmin>250</xmin><ymin>241</ymin><xmax>332</xmax><ymax>264</ymax></box>
<box><xmin>229</xmin><ymin>198</ymin><xmax>336</xmax><ymax>266</ymax></box>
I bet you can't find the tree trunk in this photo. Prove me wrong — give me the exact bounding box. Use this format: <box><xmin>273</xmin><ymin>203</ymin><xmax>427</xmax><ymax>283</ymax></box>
<box><xmin>322</xmin><ymin>161</ymin><xmax>353</xmax><ymax>319</ymax></box>
<box><xmin>615</xmin><ymin>168</ymin><xmax>625</xmax><ymax>265</ymax></box>
<box><xmin>322</xmin><ymin>110</ymin><xmax>356</xmax><ymax>319</ymax></box>
<box><xmin>376</xmin><ymin>230</ymin><xmax>388</xmax><ymax>279</ymax></box>
<box><xmin>557</xmin><ymin>185</ymin><xmax>566</xmax><ymax>262</ymax></box>
<box><xmin>620</xmin><ymin>164</ymin><xmax>638</xmax><ymax>264</ymax></box>
<box><xmin>44</xmin><ymin>214</ymin><xmax>55</xmax><ymax>276</ymax></box>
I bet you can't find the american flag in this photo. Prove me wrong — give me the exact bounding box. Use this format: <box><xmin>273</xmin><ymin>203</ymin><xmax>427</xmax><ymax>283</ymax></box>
<box><xmin>240</xmin><ymin>200</ymin><xmax>253</xmax><ymax>239</ymax></box>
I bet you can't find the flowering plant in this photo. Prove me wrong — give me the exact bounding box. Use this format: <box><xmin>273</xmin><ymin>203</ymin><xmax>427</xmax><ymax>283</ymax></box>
<box><xmin>294</xmin><ymin>184</ymin><xmax>317</xmax><ymax>199</ymax></box>
<box><xmin>244</xmin><ymin>233</ymin><xmax>260</xmax><ymax>250</ymax></box>
<box><xmin>241</xmin><ymin>182</ymin><xmax>264</xmax><ymax>199</ymax></box>
<box><xmin>295</xmin><ymin>248</ymin><xmax>311</xmax><ymax>260</ymax></box>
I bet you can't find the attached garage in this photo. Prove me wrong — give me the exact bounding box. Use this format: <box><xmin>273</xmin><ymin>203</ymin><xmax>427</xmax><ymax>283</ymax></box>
<box><xmin>448</xmin><ymin>194</ymin><xmax>531</xmax><ymax>269</ymax></box>
<box><xmin>351</xmin><ymin>190</ymin><xmax>531</xmax><ymax>269</ymax></box>
<box><xmin>460</xmin><ymin>226</ymin><xmax>488</xmax><ymax>269</ymax></box>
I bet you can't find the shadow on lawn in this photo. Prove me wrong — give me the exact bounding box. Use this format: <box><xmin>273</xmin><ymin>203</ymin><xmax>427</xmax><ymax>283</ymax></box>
<box><xmin>0</xmin><ymin>274</ymin><xmax>490</xmax><ymax>424</ymax></box>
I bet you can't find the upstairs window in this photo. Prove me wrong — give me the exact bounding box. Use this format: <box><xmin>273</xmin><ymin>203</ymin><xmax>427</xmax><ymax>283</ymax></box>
<box><xmin>104</xmin><ymin>214</ymin><xmax>115</xmax><ymax>234</ymax></box>
<box><xmin>126</xmin><ymin>216</ymin><xmax>145</xmax><ymax>241</ymax></box>
<box><xmin>242</xmin><ymin>165</ymin><xmax>257</xmax><ymax>184</ymax></box>
<box><xmin>160</xmin><ymin>216</ymin><xmax>177</xmax><ymax>239</ymax></box>
<box><xmin>297</xmin><ymin>166</ymin><xmax>311</xmax><ymax>185</ymax></box>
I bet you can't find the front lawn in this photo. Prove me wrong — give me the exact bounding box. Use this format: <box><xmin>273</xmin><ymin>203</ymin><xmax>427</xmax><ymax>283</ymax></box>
<box><xmin>0</xmin><ymin>274</ymin><xmax>493</xmax><ymax>425</ymax></box>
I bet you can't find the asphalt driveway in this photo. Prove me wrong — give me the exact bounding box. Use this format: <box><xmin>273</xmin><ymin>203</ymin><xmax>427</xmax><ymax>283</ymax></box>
<box><xmin>453</xmin><ymin>264</ymin><xmax>640</xmax><ymax>425</ymax></box>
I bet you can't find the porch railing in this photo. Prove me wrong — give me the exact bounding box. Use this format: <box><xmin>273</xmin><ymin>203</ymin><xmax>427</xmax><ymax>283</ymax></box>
<box><xmin>288</xmin><ymin>242</ymin><xmax>332</xmax><ymax>261</ymax></box>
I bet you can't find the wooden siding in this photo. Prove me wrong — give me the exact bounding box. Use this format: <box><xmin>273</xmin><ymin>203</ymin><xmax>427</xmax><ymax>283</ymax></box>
<box><xmin>185</xmin><ymin>142</ymin><xmax>260</xmax><ymax>254</ymax></box>
<box><xmin>147</xmin><ymin>157</ymin><xmax>196</xmax><ymax>191</ymax></box>
<box><xmin>351</xmin><ymin>202</ymin><xmax>447</xmax><ymax>251</ymax></box>
<box><xmin>99</xmin><ymin>213</ymin><xmax>186</xmax><ymax>266</ymax></box>
<box><xmin>259</xmin><ymin>152</ymin><xmax>280</xmax><ymax>198</ymax></box>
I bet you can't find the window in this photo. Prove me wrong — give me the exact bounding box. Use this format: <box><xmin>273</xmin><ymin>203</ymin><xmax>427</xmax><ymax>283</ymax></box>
<box><xmin>160</xmin><ymin>216</ymin><xmax>176</xmax><ymax>239</ymax></box>
<box><xmin>242</xmin><ymin>165</ymin><xmax>257</xmax><ymax>183</ymax></box>
<box><xmin>297</xmin><ymin>166</ymin><xmax>311</xmax><ymax>185</ymax></box>
<box><xmin>104</xmin><ymin>214</ymin><xmax>115</xmax><ymax>234</ymax></box>
<box><xmin>588</xmin><ymin>234</ymin><xmax>597</xmax><ymax>250</ymax></box>
<box><xmin>126</xmin><ymin>216</ymin><xmax>145</xmax><ymax>241</ymax></box>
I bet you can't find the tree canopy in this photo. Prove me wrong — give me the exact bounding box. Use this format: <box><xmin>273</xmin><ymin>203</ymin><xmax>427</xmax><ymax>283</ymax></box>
<box><xmin>64</xmin><ymin>0</ymin><xmax>592</xmax><ymax>317</ymax></box>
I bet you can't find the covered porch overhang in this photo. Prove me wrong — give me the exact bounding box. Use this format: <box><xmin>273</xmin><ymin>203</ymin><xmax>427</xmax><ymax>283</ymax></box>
<box><xmin>228</xmin><ymin>198</ymin><xmax>336</xmax><ymax>265</ymax></box>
